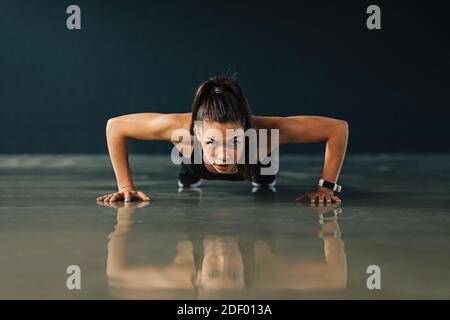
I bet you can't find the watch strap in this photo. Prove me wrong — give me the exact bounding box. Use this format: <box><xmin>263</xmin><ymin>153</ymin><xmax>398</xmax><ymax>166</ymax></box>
<box><xmin>318</xmin><ymin>179</ymin><xmax>342</xmax><ymax>193</ymax></box>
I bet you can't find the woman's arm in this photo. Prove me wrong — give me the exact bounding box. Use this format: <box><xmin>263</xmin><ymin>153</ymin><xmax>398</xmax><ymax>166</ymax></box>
<box><xmin>280</xmin><ymin>115</ymin><xmax>349</xmax><ymax>184</ymax></box>
<box><xmin>97</xmin><ymin>112</ymin><xmax>190</xmax><ymax>202</ymax></box>
<box><xmin>254</xmin><ymin>115</ymin><xmax>349</xmax><ymax>204</ymax></box>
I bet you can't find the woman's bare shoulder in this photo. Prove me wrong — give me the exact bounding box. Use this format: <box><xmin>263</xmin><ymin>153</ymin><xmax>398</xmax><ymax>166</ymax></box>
<box><xmin>163</xmin><ymin>112</ymin><xmax>192</xmax><ymax>130</ymax></box>
<box><xmin>138</xmin><ymin>112</ymin><xmax>192</xmax><ymax>141</ymax></box>
<box><xmin>161</xmin><ymin>113</ymin><xmax>193</xmax><ymax>146</ymax></box>
<box><xmin>252</xmin><ymin>115</ymin><xmax>284</xmax><ymax>129</ymax></box>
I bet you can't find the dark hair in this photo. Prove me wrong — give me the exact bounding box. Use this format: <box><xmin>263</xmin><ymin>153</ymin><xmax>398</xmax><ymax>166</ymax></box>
<box><xmin>190</xmin><ymin>75</ymin><xmax>258</xmax><ymax>180</ymax></box>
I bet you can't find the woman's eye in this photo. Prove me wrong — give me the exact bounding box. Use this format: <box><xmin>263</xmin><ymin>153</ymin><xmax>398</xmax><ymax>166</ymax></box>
<box><xmin>229</xmin><ymin>140</ymin><xmax>240</xmax><ymax>147</ymax></box>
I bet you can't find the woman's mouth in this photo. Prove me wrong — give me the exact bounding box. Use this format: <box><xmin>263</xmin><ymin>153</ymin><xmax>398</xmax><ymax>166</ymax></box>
<box><xmin>214</xmin><ymin>164</ymin><xmax>230</xmax><ymax>171</ymax></box>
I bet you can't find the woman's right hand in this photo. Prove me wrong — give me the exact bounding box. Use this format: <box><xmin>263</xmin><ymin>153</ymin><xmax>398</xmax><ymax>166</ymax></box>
<box><xmin>96</xmin><ymin>188</ymin><xmax>150</xmax><ymax>202</ymax></box>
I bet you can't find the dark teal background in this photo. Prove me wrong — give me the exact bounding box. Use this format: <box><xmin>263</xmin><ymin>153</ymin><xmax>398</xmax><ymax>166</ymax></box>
<box><xmin>1</xmin><ymin>0</ymin><xmax>449</xmax><ymax>154</ymax></box>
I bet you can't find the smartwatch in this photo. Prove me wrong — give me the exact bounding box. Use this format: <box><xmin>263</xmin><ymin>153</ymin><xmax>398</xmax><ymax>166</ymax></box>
<box><xmin>318</xmin><ymin>179</ymin><xmax>342</xmax><ymax>193</ymax></box>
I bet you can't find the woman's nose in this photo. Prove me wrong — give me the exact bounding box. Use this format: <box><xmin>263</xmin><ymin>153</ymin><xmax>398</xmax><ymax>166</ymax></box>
<box><xmin>216</xmin><ymin>146</ymin><xmax>232</xmax><ymax>163</ymax></box>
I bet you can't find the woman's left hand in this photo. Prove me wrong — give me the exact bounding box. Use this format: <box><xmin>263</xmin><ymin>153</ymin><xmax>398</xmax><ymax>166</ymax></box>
<box><xmin>296</xmin><ymin>186</ymin><xmax>342</xmax><ymax>205</ymax></box>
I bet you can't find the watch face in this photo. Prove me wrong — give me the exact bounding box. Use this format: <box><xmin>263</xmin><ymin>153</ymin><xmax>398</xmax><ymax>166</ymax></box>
<box><xmin>322</xmin><ymin>180</ymin><xmax>335</xmax><ymax>190</ymax></box>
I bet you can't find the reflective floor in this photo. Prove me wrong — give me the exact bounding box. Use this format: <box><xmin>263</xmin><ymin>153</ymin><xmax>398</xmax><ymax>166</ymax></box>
<box><xmin>0</xmin><ymin>154</ymin><xmax>449</xmax><ymax>299</ymax></box>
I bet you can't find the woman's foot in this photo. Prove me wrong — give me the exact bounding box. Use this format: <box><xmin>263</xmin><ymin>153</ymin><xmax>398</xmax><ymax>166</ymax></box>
<box><xmin>178</xmin><ymin>164</ymin><xmax>203</xmax><ymax>188</ymax></box>
<box><xmin>177</xmin><ymin>178</ymin><xmax>203</xmax><ymax>188</ymax></box>
<box><xmin>251</xmin><ymin>175</ymin><xmax>277</xmax><ymax>188</ymax></box>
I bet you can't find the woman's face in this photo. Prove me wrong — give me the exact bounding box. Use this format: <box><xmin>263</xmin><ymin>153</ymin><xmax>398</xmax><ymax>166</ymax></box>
<box><xmin>195</xmin><ymin>120</ymin><xmax>245</xmax><ymax>174</ymax></box>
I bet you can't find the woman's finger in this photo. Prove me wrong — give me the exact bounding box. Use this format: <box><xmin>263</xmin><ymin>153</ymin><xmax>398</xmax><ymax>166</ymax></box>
<box><xmin>110</xmin><ymin>193</ymin><xmax>122</xmax><ymax>202</ymax></box>
<box><xmin>310</xmin><ymin>193</ymin><xmax>317</xmax><ymax>204</ymax></box>
<box><xmin>107</xmin><ymin>193</ymin><xmax>117</xmax><ymax>202</ymax></box>
<box><xmin>137</xmin><ymin>191</ymin><xmax>150</xmax><ymax>201</ymax></box>
<box><xmin>103</xmin><ymin>194</ymin><xmax>114</xmax><ymax>202</ymax></box>
<box><xmin>124</xmin><ymin>191</ymin><xmax>132</xmax><ymax>202</ymax></box>
<box><xmin>332</xmin><ymin>195</ymin><xmax>342</xmax><ymax>204</ymax></box>
<box><xmin>325</xmin><ymin>195</ymin><xmax>332</xmax><ymax>205</ymax></box>
<box><xmin>98</xmin><ymin>194</ymin><xmax>110</xmax><ymax>201</ymax></box>
<box><xmin>116</xmin><ymin>192</ymin><xmax>126</xmax><ymax>202</ymax></box>
<box><xmin>318</xmin><ymin>194</ymin><xmax>325</xmax><ymax>205</ymax></box>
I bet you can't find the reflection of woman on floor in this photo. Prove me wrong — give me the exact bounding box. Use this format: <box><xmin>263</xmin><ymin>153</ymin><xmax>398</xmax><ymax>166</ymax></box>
<box><xmin>97</xmin><ymin>76</ymin><xmax>349</xmax><ymax>205</ymax></box>
<box><xmin>105</xmin><ymin>203</ymin><xmax>347</xmax><ymax>299</ymax></box>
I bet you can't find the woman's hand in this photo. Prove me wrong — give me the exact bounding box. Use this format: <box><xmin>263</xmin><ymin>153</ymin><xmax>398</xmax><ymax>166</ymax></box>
<box><xmin>296</xmin><ymin>186</ymin><xmax>341</xmax><ymax>205</ymax></box>
<box><xmin>96</xmin><ymin>187</ymin><xmax>150</xmax><ymax>203</ymax></box>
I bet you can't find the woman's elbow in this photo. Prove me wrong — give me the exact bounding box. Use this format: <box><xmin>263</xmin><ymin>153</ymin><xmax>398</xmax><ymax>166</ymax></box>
<box><xmin>328</xmin><ymin>120</ymin><xmax>349</xmax><ymax>144</ymax></box>
<box><xmin>106</xmin><ymin>117</ymin><xmax>118</xmax><ymax>132</ymax></box>
<box><xmin>337</xmin><ymin>120</ymin><xmax>349</xmax><ymax>137</ymax></box>
<box><xmin>106</xmin><ymin>117</ymin><xmax>124</xmax><ymax>138</ymax></box>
